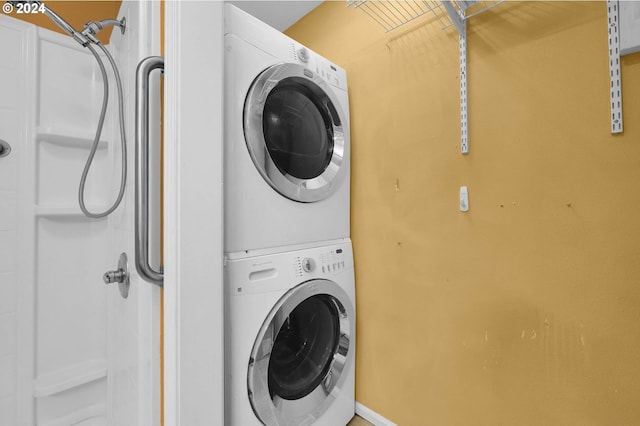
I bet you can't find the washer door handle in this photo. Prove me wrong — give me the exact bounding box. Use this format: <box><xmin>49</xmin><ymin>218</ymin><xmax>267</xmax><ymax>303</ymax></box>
<box><xmin>135</xmin><ymin>56</ymin><xmax>164</xmax><ymax>286</ymax></box>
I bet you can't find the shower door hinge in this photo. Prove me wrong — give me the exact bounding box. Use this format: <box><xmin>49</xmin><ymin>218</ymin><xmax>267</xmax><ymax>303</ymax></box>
<box><xmin>607</xmin><ymin>0</ymin><xmax>623</xmax><ymax>134</ymax></box>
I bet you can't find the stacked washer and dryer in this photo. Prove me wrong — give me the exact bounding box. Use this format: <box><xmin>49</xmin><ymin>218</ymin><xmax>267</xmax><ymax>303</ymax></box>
<box><xmin>223</xmin><ymin>5</ymin><xmax>355</xmax><ymax>426</ymax></box>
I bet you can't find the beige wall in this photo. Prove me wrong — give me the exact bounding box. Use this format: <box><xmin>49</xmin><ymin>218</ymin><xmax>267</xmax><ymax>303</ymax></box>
<box><xmin>287</xmin><ymin>2</ymin><xmax>640</xmax><ymax>425</ymax></box>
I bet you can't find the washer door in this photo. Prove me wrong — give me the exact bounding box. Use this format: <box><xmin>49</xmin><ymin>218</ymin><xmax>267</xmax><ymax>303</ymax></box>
<box><xmin>248</xmin><ymin>279</ymin><xmax>354</xmax><ymax>426</ymax></box>
<box><xmin>244</xmin><ymin>63</ymin><xmax>348</xmax><ymax>203</ymax></box>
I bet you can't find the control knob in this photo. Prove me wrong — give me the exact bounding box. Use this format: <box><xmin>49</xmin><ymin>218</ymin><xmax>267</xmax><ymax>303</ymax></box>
<box><xmin>302</xmin><ymin>257</ymin><xmax>315</xmax><ymax>273</ymax></box>
<box><xmin>297</xmin><ymin>47</ymin><xmax>309</xmax><ymax>63</ymax></box>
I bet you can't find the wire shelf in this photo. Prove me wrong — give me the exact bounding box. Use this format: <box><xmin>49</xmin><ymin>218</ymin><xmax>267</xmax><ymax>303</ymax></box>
<box><xmin>347</xmin><ymin>0</ymin><xmax>504</xmax><ymax>33</ymax></box>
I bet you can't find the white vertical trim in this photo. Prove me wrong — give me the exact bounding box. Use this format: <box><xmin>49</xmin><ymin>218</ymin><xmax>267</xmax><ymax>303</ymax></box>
<box><xmin>355</xmin><ymin>402</ymin><xmax>398</xmax><ymax>426</ymax></box>
<box><xmin>163</xmin><ymin>3</ymin><xmax>180</xmax><ymax>421</ymax></box>
<box><xmin>164</xmin><ymin>2</ymin><xmax>225</xmax><ymax>425</ymax></box>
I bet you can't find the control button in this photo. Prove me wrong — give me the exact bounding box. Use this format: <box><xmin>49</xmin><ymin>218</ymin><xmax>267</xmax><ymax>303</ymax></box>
<box><xmin>341</xmin><ymin>261</ymin><xmax>345</xmax><ymax>268</ymax></box>
<box><xmin>297</xmin><ymin>47</ymin><xmax>309</xmax><ymax>63</ymax></box>
<box><xmin>302</xmin><ymin>258</ymin><xmax>315</xmax><ymax>273</ymax></box>
<box><xmin>322</xmin><ymin>266</ymin><xmax>325</xmax><ymax>273</ymax></box>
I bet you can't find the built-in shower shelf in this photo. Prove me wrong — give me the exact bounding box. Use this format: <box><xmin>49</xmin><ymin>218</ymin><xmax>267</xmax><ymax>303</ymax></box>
<box><xmin>33</xmin><ymin>358</ymin><xmax>107</xmax><ymax>397</ymax></box>
<box><xmin>39</xmin><ymin>404</ymin><xmax>107</xmax><ymax>426</ymax></box>
<box><xmin>36</xmin><ymin>205</ymin><xmax>109</xmax><ymax>218</ymax></box>
<box><xmin>37</xmin><ymin>127</ymin><xmax>108</xmax><ymax>148</ymax></box>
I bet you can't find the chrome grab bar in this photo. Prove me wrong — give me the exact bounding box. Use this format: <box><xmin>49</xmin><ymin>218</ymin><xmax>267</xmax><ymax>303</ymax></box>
<box><xmin>135</xmin><ymin>56</ymin><xmax>164</xmax><ymax>286</ymax></box>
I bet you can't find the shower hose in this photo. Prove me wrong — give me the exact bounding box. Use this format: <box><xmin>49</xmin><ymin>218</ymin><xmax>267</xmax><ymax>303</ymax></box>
<box><xmin>78</xmin><ymin>42</ymin><xmax>127</xmax><ymax>218</ymax></box>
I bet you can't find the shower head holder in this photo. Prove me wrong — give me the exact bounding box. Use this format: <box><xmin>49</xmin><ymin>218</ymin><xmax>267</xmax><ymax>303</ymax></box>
<box><xmin>82</xmin><ymin>17</ymin><xmax>126</xmax><ymax>42</ymax></box>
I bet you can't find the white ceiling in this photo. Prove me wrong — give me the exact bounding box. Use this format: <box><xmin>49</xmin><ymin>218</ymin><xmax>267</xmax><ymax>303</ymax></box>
<box><xmin>229</xmin><ymin>1</ymin><xmax>324</xmax><ymax>31</ymax></box>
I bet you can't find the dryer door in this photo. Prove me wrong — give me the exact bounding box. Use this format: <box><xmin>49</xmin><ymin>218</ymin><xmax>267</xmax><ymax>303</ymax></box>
<box><xmin>244</xmin><ymin>63</ymin><xmax>348</xmax><ymax>203</ymax></box>
<box><xmin>248</xmin><ymin>279</ymin><xmax>354</xmax><ymax>426</ymax></box>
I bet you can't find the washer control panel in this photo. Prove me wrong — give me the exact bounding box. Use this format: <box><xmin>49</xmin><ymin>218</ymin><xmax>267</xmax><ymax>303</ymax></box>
<box><xmin>292</xmin><ymin>245</ymin><xmax>351</xmax><ymax>278</ymax></box>
<box><xmin>228</xmin><ymin>241</ymin><xmax>353</xmax><ymax>295</ymax></box>
<box><xmin>318</xmin><ymin>248</ymin><xmax>346</xmax><ymax>274</ymax></box>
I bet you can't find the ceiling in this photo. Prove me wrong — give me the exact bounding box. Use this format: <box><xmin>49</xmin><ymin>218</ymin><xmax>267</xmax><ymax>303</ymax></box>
<box><xmin>229</xmin><ymin>1</ymin><xmax>323</xmax><ymax>31</ymax></box>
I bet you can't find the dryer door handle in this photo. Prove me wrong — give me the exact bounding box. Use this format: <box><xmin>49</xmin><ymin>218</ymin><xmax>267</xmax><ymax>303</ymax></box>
<box><xmin>135</xmin><ymin>56</ymin><xmax>164</xmax><ymax>287</ymax></box>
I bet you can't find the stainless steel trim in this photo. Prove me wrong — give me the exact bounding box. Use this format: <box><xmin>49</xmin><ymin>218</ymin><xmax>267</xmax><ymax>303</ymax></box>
<box><xmin>0</xmin><ymin>140</ymin><xmax>11</xmax><ymax>158</ymax></box>
<box><xmin>135</xmin><ymin>56</ymin><xmax>164</xmax><ymax>286</ymax></box>
<box><xmin>244</xmin><ymin>63</ymin><xmax>349</xmax><ymax>203</ymax></box>
<box><xmin>247</xmin><ymin>279</ymin><xmax>355</xmax><ymax>426</ymax></box>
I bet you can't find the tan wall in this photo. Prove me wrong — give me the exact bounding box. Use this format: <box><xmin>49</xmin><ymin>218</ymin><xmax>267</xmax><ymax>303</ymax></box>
<box><xmin>7</xmin><ymin>1</ymin><xmax>121</xmax><ymax>44</ymax></box>
<box><xmin>287</xmin><ymin>2</ymin><xmax>640</xmax><ymax>425</ymax></box>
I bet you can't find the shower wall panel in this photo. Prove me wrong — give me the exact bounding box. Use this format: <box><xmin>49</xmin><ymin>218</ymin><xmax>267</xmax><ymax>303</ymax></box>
<box><xmin>0</xmin><ymin>15</ymin><xmax>112</xmax><ymax>426</ymax></box>
<box><xmin>36</xmin><ymin>137</ymin><xmax>109</xmax><ymax>207</ymax></box>
<box><xmin>0</xmin><ymin>16</ymin><xmax>29</xmax><ymax>426</ymax></box>
<box><xmin>39</xmin><ymin>39</ymin><xmax>103</xmax><ymax>136</ymax></box>
<box><xmin>33</xmin><ymin>31</ymin><xmax>110</xmax><ymax>426</ymax></box>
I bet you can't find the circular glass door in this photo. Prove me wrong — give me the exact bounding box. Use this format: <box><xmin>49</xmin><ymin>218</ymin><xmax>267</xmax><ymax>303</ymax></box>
<box><xmin>244</xmin><ymin>63</ymin><xmax>348</xmax><ymax>203</ymax></box>
<box><xmin>248</xmin><ymin>280</ymin><xmax>354</xmax><ymax>426</ymax></box>
<box><xmin>268</xmin><ymin>295</ymin><xmax>340</xmax><ymax>400</ymax></box>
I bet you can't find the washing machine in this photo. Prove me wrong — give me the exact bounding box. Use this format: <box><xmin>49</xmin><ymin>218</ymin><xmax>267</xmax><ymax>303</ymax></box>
<box><xmin>225</xmin><ymin>240</ymin><xmax>356</xmax><ymax>426</ymax></box>
<box><xmin>224</xmin><ymin>4</ymin><xmax>351</xmax><ymax>254</ymax></box>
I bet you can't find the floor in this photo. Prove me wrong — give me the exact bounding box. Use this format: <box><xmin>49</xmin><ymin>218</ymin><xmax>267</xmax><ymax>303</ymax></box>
<box><xmin>348</xmin><ymin>415</ymin><xmax>374</xmax><ymax>426</ymax></box>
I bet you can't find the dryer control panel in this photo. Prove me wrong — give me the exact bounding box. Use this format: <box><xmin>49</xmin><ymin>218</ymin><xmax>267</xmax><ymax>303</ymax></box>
<box><xmin>292</xmin><ymin>42</ymin><xmax>347</xmax><ymax>91</ymax></box>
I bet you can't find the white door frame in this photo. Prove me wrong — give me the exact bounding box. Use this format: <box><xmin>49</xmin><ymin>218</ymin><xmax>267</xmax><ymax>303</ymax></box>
<box><xmin>163</xmin><ymin>2</ymin><xmax>225</xmax><ymax>425</ymax></box>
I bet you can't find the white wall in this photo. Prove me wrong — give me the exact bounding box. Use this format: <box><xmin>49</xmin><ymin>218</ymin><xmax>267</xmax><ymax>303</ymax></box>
<box><xmin>164</xmin><ymin>2</ymin><xmax>225</xmax><ymax>424</ymax></box>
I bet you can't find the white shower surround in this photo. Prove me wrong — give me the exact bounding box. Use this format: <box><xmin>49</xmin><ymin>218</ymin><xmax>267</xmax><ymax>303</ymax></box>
<box><xmin>0</xmin><ymin>17</ymin><xmax>110</xmax><ymax>426</ymax></box>
<box><xmin>0</xmin><ymin>2</ymin><xmax>161</xmax><ymax>424</ymax></box>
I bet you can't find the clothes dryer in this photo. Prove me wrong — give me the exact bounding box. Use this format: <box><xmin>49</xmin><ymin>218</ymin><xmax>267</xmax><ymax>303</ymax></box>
<box><xmin>225</xmin><ymin>240</ymin><xmax>355</xmax><ymax>426</ymax></box>
<box><xmin>224</xmin><ymin>5</ymin><xmax>351</xmax><ymax>253</ymax></box>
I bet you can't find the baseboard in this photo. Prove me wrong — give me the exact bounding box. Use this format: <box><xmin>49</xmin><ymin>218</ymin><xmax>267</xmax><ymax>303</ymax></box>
<box><xmin>355</xmin><ymin>402</ymin><xmax>397</xmax><ymax>426</ymax></box>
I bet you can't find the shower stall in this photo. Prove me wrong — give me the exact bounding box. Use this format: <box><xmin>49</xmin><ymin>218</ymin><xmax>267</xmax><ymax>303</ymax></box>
<box><xmin>0</xmin><ymin>1</ymin><xmax>162</xmax><ymax>424</ymax></box>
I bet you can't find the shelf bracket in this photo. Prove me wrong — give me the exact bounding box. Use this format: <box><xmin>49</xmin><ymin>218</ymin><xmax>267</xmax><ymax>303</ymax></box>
<box><xmin>348</xmin><ymin>0</ymin><xmax>505</xmax><ymax>153</ymax></box>
<box><xmin>607</xmin><ymin>0</ymin><xmax>623</xmax><ymax>134</ymax></box>
<box><xmin>443</xmin><ymin>2</ymin><xmax>469</xmax><ymax>154</ymax></box>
